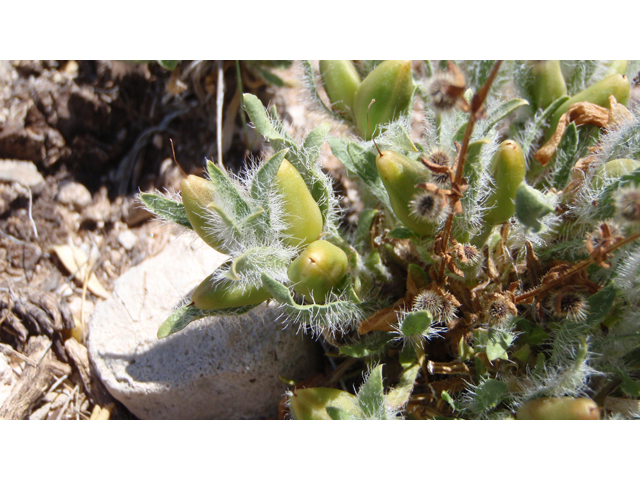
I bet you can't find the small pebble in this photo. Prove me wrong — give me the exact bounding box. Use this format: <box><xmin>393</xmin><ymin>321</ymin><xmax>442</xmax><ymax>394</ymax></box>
<box><xmin>117</xmin><ymin>230</ymin><xmax>137</xmax><ymax>251</ymax></box>
<box><xmin>57</xmin><ymin>182</ymin><xmax>92</xmax><ymax>210</ymax></box>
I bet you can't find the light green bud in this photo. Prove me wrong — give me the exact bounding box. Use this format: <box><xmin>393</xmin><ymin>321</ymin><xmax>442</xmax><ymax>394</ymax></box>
<box><xmin>287</xmin><ymin>239</ymin><xmax>348</xmax><ymax>304</ymax></box>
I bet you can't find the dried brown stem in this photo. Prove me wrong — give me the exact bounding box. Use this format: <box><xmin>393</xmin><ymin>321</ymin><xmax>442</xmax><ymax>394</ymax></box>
<box><xmin>437</xmin><ymin>60</ymin><xmax>503</xmax><ymax>282</ymax></box>
<box><xmin>515</xmin><ymin>228</ymin><xmax>640</xmax><ymax>304</ymax></box>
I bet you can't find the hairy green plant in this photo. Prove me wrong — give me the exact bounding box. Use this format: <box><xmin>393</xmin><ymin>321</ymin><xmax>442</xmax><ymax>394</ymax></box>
<box><xmin>141</xmin><ymin>60</ymin><xmax>640</xmax><ymax>420</ymax></box>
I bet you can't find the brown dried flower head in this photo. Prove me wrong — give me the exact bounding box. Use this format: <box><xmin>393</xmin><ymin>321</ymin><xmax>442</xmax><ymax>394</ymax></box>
<box><xmin>427</xmin><ymin>61</ymin><xmax>467</xmax><ymax>113</ymax></box>
<box><xmin>409</xmin><ymin>184</ymin><xmax>449</xmax><ymax>223</ymax></box>
<box><xmin>484</xmin><ymin>292</ymin><xmax>517</xmax><ymax>325</ymax></box>
<box><xmin>549</xmin><ymin>289</ymin><xmax>588</xmax><ymax>322</ymax></box>
<box><xmin>615</xmin><ymin>185</ymin><xmax>640</xmax><ymax>223</ymax></box>
<box><xmin>425</xmin><ymin>148</ymin><xmax>453</xmax><ymax>186</ymax></box>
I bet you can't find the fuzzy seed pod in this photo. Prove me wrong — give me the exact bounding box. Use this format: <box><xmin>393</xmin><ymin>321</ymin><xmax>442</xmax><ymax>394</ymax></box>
<box><xmin>191</xmin><ymin>275</ymin><xmax>272</xmax><ymax>310</ymax></box>
<box><xmin>483</xmin><ymin>140</ymin><xmax>526</xmax><ymax>227</ymax></box>
<box><xmin>287</xmin><ymin>240</ymin><xmax>348</xmax><ymax>304</ymax></box>
<box><xmin>352</xmin><ymin>60</ymin><xmax>414</xmax><ymax>140</ymax></box>
<box><xmin>376</xmin><ymin>150</ymin><xmax>435</xmax><ymax>237</ymax></box>
<box><xmin>319</xmin><ymin>60</ymin><xmax>361</xmax><ymax>117</ymax></box>
<box><xmin>274</xmin><ymin>159</ymin><xmax>323</xmax><ymax>248</ymax></box>
<box><xmin>484</xmin><ymin>292</ymin><xmax>517</xmax><ymax>325</ymax></box>
<box><xmin>181</xmin><ymin>175</ymin><xmax>229</xmax><ymax>254</ymax></box>
<box><xmin>549</xmin><ymin>289</ymin><xmax>588</xmax><ymax>322</ymax></box>
<box><xmin>409</xmin><ymin>187</ymin><xmax>448</xmax><ymax>224</ymax></box>
<box><xmin>547</xmin><ymin>73</ymin><xmax>630</xmax><ymax>139</ymax></box>
<box><xmin>426</xmin><ymin>62</ymin><xmax>467</xmax><ymax>112</ymax></box>
<box><xmin>615</xmin><ymin>185</ymin><xmax>640</xmax><ymax>223</ymax></box>
<box><xmin>516</xmin><ymin>397</ymin><xmax>600</xmax><ymax>420</ymax></box>
<box><xmin>528</xmin><ymin>61</ymin><xmax>567</xmax><ymax>110</ymax></box>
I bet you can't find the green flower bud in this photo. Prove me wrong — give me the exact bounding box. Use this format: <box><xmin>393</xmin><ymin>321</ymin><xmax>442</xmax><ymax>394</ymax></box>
<box><xmin>548</xmin><ymin>73</ymin><xmax>630</xmax><ymax>138</ymax></box>
<box><xmin>181</xmin><ymin>175</ymin><xmax>229</xmax><ymax>254</ymax></box>
<box><xmin>191</xmin><ymin>274</ymin><xmax>271</xmax><ymax>310</ymax></box>
<box><xmin>376</xmin><ymin>150</ymin><xmax>436</xmax><ymax>237</ymax></box>
<box><xmin>319</xmin><ymin>60</ymin><xmax>361</xmax><ymax>117</ymax></box>
<box><xmin>528</xmin><ymin>60</ymin><xmax>567</xmax><ymax>110</ymax></box>
<box><xmin>591</xmin><ymin>158</ymin><xmax>640</xmax><ymax>189</ymax></box>
<box><xmin>483</xmin><ymin>140</ymin><xmax>526</xmax><ymax>226</ymax></box>
<box><xmin>274</xmin><ymin>159</ymin><xmax>323</xmax><ymax>248</ymax></box>
<box><xmin>287</xmin><ymin>239</ymin><xmax>348</xmax><ymax>304</ymax></box>
<box><xmin>604</xmin><ymin>60</ymin><xmax>628</xmax><ymax>76</ymax></box>
<box><xmin>353</xmin><ymin>60</ymin><xmax>414</xmax><ymax>140</ymax></box>
<box><xmin>516</xmin><ymin>397</ymin><xmax>600</xmax><ymax>420</ymax></box>
<box><xmin>515</xmin><ymin>182</ymin><xmax>555</xmax><ymax>233</ymax></box>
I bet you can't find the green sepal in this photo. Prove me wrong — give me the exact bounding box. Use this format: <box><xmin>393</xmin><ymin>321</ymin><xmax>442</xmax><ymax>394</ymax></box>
<box><xmin>139</xmin><ymin>192</ymin><xmax>192</xmax><ymax>229</ymax></box>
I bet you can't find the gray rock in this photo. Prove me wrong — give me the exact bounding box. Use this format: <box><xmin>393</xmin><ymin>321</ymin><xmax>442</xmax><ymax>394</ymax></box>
<box><xmin>87</xmin><ymin>234</ymin><xmax>319</xmax><ymax>419</ymax></box>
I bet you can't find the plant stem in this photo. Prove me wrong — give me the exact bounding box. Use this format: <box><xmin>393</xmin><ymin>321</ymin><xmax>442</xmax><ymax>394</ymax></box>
<box><xmin>437</xmin><ymin>60</ymin><xmax>503</xmax><ymax>282</ymax></box>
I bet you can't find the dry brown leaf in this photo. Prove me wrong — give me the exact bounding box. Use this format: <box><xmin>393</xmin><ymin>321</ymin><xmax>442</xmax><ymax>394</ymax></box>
<box><xmin>51</xmin><ymin>244</ymin><xmax>109</xmax><ymax>299</ymax></box>
<box><xmin>535</xmin><ymin>101</ymin><xmax>610</xmax><ymax>166</ymax></box>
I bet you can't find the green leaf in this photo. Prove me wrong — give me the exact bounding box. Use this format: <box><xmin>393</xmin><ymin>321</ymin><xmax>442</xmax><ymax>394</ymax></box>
<box><xmin>325</xmin><ymin>406</ymin><xmax>358</xmax><ymax>420</ymax></box>
<box><xmin>552</xmin><ymin>122</ymin><xmax>578</xmax><ymax>189</ymax></box>
<box><xmin>400</xmin><ymin>310</ymin><xmax>433</xmax><ymax>337</ymax></box>
<box><xmin>243</xmin><ymin>93</ymin><xmax>286</xmax><ymax>141</ymax></box>
<box><xmin>301</xmin><ymin>60</ymin><xmax>345</xmax><ymax>122</ymax></box>
<box><xmin>157</xmin><ymin>60</ymin><xmax>179</xmax><ymax>71</ymax></box>
<box><xmin>521</xmin><ymin>95</ymin><xmax>570</xmax><ymax>157</ymax></box>
<box><xmin>454</xmin><ymin>98</ymin><xmax>529</xmax><ymax>142</ymax></box>
<box><xmin>358</xmin><ymin>365</ymin><xmax>385</xmax><ymax>418</ymax></box>
<box><xmin>386</xmin><ymin>226</ymin><xmax>418</xmax><ymax>240</ymax></box>
<box><xmin>355</xmin><ymin>209</ymin><xmax>379</xmax><ymax>248</ymax></box>
<box><xmin>473</xmin><ymin>378</ymin><xmax>508</xmax><ymax>412</ymax></box>
<box><xmin>387</xmin><ymin>363</ymin><xmax>421</xmax><ymax>408</ymax></box>
<box><xmin>249</xmin><ymin>149</ymin><xmax>288</xmax><ymax>230</ymax></box>
<box><xmin>156</xmin><ymin>303</ymin><xmax>257</xmax><ymax>339</ymax></box>
<box><xmin>485</xmin><ymin>329</ymin><xmax>515</xmax><ymax>362</ymax></box>
<box><xmin>303</xmin><ymin>123</ymin><xmax>331</xmax><ymax>160</ymax></box>
<box><xmin>138</xmin><ymin>193</ymin><xmax>192</xmax><ymax>229</ymax></box>
<box><xmin>206</xmin><ymin>160</ymin><xmax>251</xmax><ymax>220</ymax></box>
<box><xmin>328</xmin><ymin>137</ymin><xmax>392</xmax><ymax>212</ymax></box>
<box><xmin>261</xmin><ymin>273</ymin><xmax>295</xmax><ymax>306</ymax></box>
<box><xmin>441</xmin><ymin>391</ymin><xmax>458</xmax><ymax>411</ymax></box>
<box><xmin>339</xmin><ymin>332</ymin><xmax>393</xmax><ymax>358</ymax></box>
